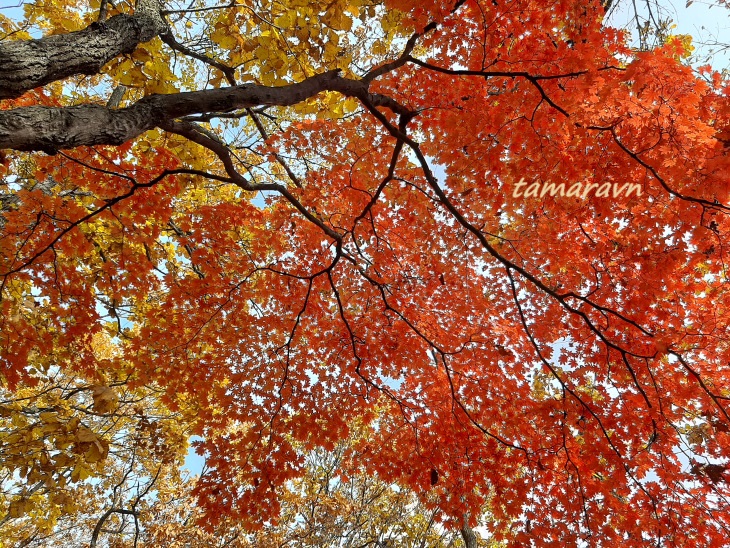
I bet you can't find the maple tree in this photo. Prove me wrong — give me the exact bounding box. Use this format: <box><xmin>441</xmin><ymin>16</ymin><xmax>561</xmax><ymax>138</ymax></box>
<box><xmin>1</xmin><ymin>0</ymin><xmax>730</xmax><ymax>544</ymax></box>
<box><xmin>140</xmin><ymin>422</ymin><xmax>496</xmax><ymax>547</ymax></box>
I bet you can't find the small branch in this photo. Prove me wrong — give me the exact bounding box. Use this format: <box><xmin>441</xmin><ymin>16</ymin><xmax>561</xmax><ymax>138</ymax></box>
<box><xmin>161</xmin><ymin>3</ymin><xmax>244</xmax><ymax>15</ymax></box>
<box><xmin>161</xmin><ymin>119</ymin><xmax>342</xmax><ymax>242</ymax></box>
<box><xmin>363</xmin><ymin>0</ymin><xmax>469</xmax><ymax>83</ymax></box>
<box><xmin>160</xmin><ymin>31</ymin><xmax>237</xmax><ymax>86</ymax></box>
<box><xmin>246</xmin><ymin>107</ymin><xmax>302</xmax><ymax>188</ymax></box>
<box><xmin>607</xmin><ymin>127</ymin><xmax>729</xmax><ymax>212</ymax></box>
<box><xmin>98</xmin><ymin>0</ymin><xmax>109</xmax><ymax>22</ymax></box>
<box><xmin>168</xmin><ymin>219</ymin><xmax>205</xmax><ymax>279</ymax></box>
<box><xmin>0</xmin><ymin>168</ymin><xmax>215</xmax><ymax>279</ymax></box>
<box><xmin>90</xmin><ymin>508</ymin><xmax>139</xmax><ymax>547</ymax></box>
<box><xmin>106</xmin><ymin>85</ymin><xmax>127</xmax><ymax>109</ymax></box>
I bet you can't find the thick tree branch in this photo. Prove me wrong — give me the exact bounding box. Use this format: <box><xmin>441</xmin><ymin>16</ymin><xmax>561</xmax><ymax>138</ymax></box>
<box><xmin>0</xmin><ymin>0</ymin><xmax>166</xmax><ymax>100</ymax></box>
<box><xmin>0</xmin><ymin>70</ymin><xmax>384</xmax><ymax>152</ymax></box>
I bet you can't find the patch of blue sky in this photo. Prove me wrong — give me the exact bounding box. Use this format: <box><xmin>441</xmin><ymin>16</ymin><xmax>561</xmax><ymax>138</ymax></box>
<box><xmin>606</xmin><ymin>0</ymin><xmax>730</xmax><ymax>70</ymax></box>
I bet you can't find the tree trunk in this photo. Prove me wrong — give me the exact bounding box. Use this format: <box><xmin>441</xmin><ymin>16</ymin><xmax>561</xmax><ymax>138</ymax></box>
<box><xmin>460</xmin><ymin>521</ymin><xmax>478</xmax><ymax>548</ymax></box>
<box><xmin>0</xmin><ymin>0</ymin><xmax>166</xmax><ymax>100</ymax></box>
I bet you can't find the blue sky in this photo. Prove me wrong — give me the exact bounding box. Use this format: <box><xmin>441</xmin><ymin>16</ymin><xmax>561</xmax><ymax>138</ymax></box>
<box><xmin>608</xmin><ymin>0</ymin><xmax>730</xmax><ymax>69</ymax></box>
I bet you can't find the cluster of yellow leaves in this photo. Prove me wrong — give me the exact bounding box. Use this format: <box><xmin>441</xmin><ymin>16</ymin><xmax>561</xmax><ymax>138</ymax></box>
<box><xmin>0</xmin><ymin>13</ymin><xmax>31</xmax><ymax>41</ymax></box>
<box><xmin>0</xmin><ymin>390</ymin><xmax>108</xmax><ymax>521</ymax></box>
<box><xmin>201</xmin><ymin>0</ymin><xmax>399</xmax><ymax>86</ymax></box>
<box><xmin>107</xmin><ymin>40</ymin><xmax>180</xmax><ymax>96</ymax></box>
<box><xmin>22</xmin><ymin>0</ymin><xmax>87</xmax><ymax>34</ymax></box>
<box><xmin>0</xmin><ymin>332</ymin><xmax>197</xmax><ymax>544</ymax></box>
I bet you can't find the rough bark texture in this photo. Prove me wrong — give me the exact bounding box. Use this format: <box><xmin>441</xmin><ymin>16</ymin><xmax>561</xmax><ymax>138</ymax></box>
<box><xmin>460</xmin><ymin>523</ymin><xmax>478</xmax><ymax>548</ymax></box>
<box><xmin>0</xmin><ymin>0</ymin><xmax>409</xmax><ymax>153</ymax></box>
<box><xmin>0</xmin><ymin>72</ymin><xmax>376</xmax><ymax>152</ymax></box>
<box><xmin>0</xmin><ymin>0</ymin><xmax>165</xmax><ymax>100</ymax></box>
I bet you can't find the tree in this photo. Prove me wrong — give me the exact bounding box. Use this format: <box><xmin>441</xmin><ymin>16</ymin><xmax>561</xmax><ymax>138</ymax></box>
<box><xmin>0</xmin><ymin>374</ymin><xmax>494</xmax><ymax>547</ymax></box>
<box><xmin>0</xmin><ymin>332</ymin><xmax>195</xmax><ymax>546</ymax></box>
<box><xmin>0</xmin><ymin>0</ymin><xmax>729</xmax><ymax>545</ymax></box>
<box><xmin>248</xmin><ymin>419</ymin><xmax>495</xmax><ymax>548</ymax></box>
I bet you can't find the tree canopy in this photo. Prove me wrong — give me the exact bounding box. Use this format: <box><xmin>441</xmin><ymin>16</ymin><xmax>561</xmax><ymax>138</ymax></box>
<box><xmin>1</xmin><ymin>0</ymin><xmax>730</xmax><ymax>545</ymax></box>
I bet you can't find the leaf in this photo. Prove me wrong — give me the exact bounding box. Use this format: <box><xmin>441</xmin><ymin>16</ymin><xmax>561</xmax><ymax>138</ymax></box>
<box><xmin>84</xmin><ymin>438</ymin><xmax>108</xmax><ymax>463</ymax></box>
<box><xmin>8</xmin><ymin>498</ymin><xmax>32</xmax><ymax>518</ymax></box>
<box><xmin>75</xmin><ymin>426</ymin><xmax>97</xmax><ymax>444</ymax></box>
<box><xmin>91</xmin><ymin>385</ymin><xmax>119</xmax><ymax>414</ymax></box>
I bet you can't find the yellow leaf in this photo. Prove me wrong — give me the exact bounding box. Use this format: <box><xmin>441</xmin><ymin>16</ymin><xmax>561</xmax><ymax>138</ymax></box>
<box><xmin>255</xmin><ymin>46</ymin><xmax>270</xmax><ymax>61</ymax></box>
<box><xmin>53</xmin><ymin>453</ymin><xmax>72</xmax><ymax>467</ymax></box>
<box><xmin>84</xmin><ymin>439</ymin><xmax>108</xmax><ymax>463</ymax></box>
<box><xmin>39</xmin><ymin>411</ymin><xmax>59</xmax><ymax>423</ymax></box>
<box><xmin>91</xmin><ymin>385</ymin><xmax>119</xmax><ymax>414</ymax></box>
<box><xmin>217</xmin><ymin>32</ymin><xmax>237</xmax><ymax>51</ymax></box>
<box><xmin>71</xmin><ymin>463</ymin><xmax>91</xmax><ymax>482</ymax></box>
<box><xmin>75</xmin><ymin>426</ymin><xmax>97</xmax><ymax>443</ymax></box>
<box><xmin>8</xmin><ymin>498</ymin><xmax>32</xmax><ymax>518</ymax></box>
<box><xmin>275</xmin><ymin>12</ymin><xmax>294</xmax><ymax>28</ymax></box>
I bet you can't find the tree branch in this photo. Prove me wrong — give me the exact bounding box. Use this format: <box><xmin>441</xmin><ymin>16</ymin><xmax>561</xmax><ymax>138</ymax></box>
<box><xmin>160</xmin><ymin>30</ymin><xmax>236</xmax><ymax>86</ymax></box>
<box><xmin>0</xmin><ymin>0</ymin><xmax>166</xmax><ymax>99</ymax></box>
<box><xmin>90</xmin><ymin>507</ymin><xmax>139</xmax><ymax>548</ymax></box>
<box><xmin>0</xmin><ymin>70</ymin><xmax>381</xmax><ymax>152</ymax></box>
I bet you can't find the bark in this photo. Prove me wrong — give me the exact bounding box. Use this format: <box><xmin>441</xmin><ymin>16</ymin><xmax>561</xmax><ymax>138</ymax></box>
<box><xmin>460</xmin><ymin>512</ymin><xmax>478</xmax><ymax>548</ymax></box>
<box><xmin>460</xmin><ymin>523</ymin><xmax>478</xmax><ymax>548</ymax></box>
<box><xmin>0</xmin><ymin>72</ymin><xmax>381</xmax><ymax>152</ymax></box>
<box><xmin>0</xmin><ymin>0</ymin><xmax>410</xmax><ymax>153</ymax></box>
<box><xmin>0</xmin><ymin>0</ymin><xmax>166</xmax><ymax>100</ymax></box>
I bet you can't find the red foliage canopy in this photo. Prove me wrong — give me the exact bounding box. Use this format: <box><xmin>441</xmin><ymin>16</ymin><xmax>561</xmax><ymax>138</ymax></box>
<box><xmin>1</xmin><ymin>0</ymin><xmax>730</xmax><ymax>544</ymax></box>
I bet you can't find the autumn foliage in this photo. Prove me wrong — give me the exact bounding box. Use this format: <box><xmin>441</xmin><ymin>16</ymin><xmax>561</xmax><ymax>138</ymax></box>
<box><xmin>1</xmin><ymin>0</ymin><xmax>730</xmax><ymax>545</ymax></box>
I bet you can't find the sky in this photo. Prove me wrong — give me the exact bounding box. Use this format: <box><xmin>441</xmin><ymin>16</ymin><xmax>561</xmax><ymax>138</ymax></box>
<box><xmin>608</xmin><ymin>0</ymin><xmax>730</xmax><ymax>70</ymax></box>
